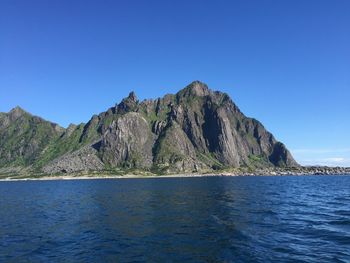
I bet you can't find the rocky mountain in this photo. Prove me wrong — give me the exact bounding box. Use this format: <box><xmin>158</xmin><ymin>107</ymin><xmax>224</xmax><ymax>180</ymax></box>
<box><xmin>0</xmin><ymin>107</ymin><xmax>64</xmax><ymax>167</ymax></box>
<box><xmin>0</xmin><ymin>81</ymin><xmax>298</xmax><ymax>175</ymax></box>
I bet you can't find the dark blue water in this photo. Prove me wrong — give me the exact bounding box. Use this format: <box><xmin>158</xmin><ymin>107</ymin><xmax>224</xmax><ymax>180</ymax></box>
<box><xmin>0</xmin><ymin>176</ymin><xmax>349</xmax><ymax>262</ymax></box>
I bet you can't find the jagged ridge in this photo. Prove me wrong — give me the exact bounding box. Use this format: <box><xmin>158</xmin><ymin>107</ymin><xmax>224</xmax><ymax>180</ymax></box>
<box><xmin>0</xmin><ymin>81</ymin><xmax>298</xmax><ymax>175</ymax></box>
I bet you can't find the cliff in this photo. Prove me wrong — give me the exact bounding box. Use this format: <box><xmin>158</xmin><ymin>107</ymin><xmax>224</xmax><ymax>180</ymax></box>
<box><xmin>0</xmin><ymin>81</ymin><xmax>298</xmax><ymax>175</ymax></box>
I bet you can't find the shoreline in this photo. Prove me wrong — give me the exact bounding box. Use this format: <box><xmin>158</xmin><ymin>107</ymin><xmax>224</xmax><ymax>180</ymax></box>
<box><xmin>0</xmin><ymin>173</ymin><xmax>235</xmax><ymax>182</ymax></box>
<box><xmin>0</xmin><ymin>173</ymin><xmax>213</xmax><ymax>182</ymax></box>
<box><xmin>1</xmin><ymin>171</ymin><xmax>350</xmax><ymax>182</ymax></box>
<box><xmin>1</xmin><ymin>165</ymin><xmax>350</xmax><ymax>182</ymax></box>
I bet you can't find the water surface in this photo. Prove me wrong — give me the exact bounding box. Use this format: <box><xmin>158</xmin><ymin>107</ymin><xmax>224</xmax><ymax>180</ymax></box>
<box><xmin>0</xmin><ymin>176</ymin><xmax>349</xmax><ymax>262</ymax></box>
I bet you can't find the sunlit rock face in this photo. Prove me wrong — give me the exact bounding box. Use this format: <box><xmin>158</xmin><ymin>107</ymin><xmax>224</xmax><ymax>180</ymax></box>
<box><xmin>0</xmin><ymin>81</ymin><xmax>298</xmax><ymax>174</ymax></box>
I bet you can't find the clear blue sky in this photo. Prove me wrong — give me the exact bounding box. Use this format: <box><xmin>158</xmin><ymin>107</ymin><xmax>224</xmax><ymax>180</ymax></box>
<box><xmin>1</xmin><ymin>0</ymin><xmax>349</xmax><ymax>166</ymax></box>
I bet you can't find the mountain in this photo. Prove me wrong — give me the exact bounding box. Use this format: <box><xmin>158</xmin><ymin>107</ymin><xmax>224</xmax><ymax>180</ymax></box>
<box><xmin>0</xmin><ymin>81</ymin><xmax>298</xmax><ymax>175</ymax></box>
<box><xmin>0</xmin><ymin>106</ymin><xmax>64</xmax><ymax>167</ymax></box>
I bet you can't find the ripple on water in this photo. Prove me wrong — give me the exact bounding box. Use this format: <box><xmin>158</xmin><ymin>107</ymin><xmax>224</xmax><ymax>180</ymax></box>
<box><xmin>0</xmin><ymin>176</ymin><xmax>349</xmax><ymax>262</ymax></box>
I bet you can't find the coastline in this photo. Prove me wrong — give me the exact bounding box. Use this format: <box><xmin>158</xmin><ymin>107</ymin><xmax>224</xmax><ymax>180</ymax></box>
<box><xmin>1</xmin><ymin>167</ymin><xmax>350</xmax><ymax>182</ymax></box>
<box><xmin>0</xmin><ymin>173</ymin><xmax>219</xmax><ymax>182</ymax></box>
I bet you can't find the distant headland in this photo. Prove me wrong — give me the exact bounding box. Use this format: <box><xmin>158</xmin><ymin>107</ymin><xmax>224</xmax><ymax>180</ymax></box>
<box><xmin>0</xmin><ymin>81</ymin><xmax>348</xmax><ymax>179</ymax></box>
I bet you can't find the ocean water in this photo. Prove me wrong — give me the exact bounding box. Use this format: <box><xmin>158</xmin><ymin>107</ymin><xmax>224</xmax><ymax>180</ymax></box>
<box><xmin>0</xmin><ymin>176</ymin><xmax>349</xmax><ymax>263</ymax></box>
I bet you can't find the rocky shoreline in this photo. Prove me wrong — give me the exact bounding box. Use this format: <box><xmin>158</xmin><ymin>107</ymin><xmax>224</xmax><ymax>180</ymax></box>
<box><xmin>0</xmin><ymin>166</ymin><xmax>349</xmax><ymax>181</ymax></box>
<box><xmin>218</xmin><ymin>166</ymin><xmax>350</xmax><ymax>176</ymax></box>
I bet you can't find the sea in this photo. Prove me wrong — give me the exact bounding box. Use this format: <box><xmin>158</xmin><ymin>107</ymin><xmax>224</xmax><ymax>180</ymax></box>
<box><xmin>0</xmin><ymin>176</ymin><xmax>349</xmax><ymax>262</ymax></box>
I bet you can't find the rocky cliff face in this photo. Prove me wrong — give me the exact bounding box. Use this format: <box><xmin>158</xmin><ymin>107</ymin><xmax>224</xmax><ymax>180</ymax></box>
<box><xmin>0</xmin><ymin>81</ymin><xmax>298</xmax><ymax>174</ymax></box>
<box><xmin>99</xmin><ymin>112</ymin><xmax>154</xmax><ymax>168</ymax></box>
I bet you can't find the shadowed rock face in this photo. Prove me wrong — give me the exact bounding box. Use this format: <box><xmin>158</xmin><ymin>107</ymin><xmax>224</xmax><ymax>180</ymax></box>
<box><xmin>0</xmin><ymin>81</ymin><xmax>299</xmax><ymax>174</ymax></box>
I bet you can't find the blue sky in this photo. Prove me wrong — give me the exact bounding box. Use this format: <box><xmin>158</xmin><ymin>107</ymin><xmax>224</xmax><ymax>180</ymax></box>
<box><xmin>1</xmin><ymin>0</ymin><xmax>349</xmax><ymax>166</ymax></box>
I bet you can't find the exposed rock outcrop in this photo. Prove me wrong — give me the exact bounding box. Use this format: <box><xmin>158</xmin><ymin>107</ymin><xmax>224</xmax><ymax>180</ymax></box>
<box><xmin>42</xmin><ymin>145</ymin><xmax>104</xmax><ymax>174</ymax></box>
<box><xmin>99</xmin><ymin>112</ymin><xmax>154</xmax><ymax>168</ymax></box>
<box><xmin>0</xmin><ymin>81</ymin><xmax>299</xmax><ymax>175</ymax></box>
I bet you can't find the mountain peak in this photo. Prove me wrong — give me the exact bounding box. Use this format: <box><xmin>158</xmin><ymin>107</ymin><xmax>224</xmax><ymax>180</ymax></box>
<box><xmin>179</xmin><ymin>81</ymin><xmax>211</xmax><ymax>97</ymax></box>
<box><xmin>0</xmin><ymin>82</ymin><xmax>299</xmax><ymax>175</ymax></box>
<box><xmin>8</xmin><ymin>106</ymin><xmax>29</xmax><ymax>119</ymax></box>
<box><xmin>117</xmin><ymin>91</ymin><xmax>139</xmax><ymax>113</ymax></box>
<box><xmin>10</xmin><ymin>105</ymin><xmax>25</xmax><ymax>113</ymax></box>
<box><xmin>127</xmin><ymin>91</ymin><xmax>138</xmax><ymax>102</ymax></box>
